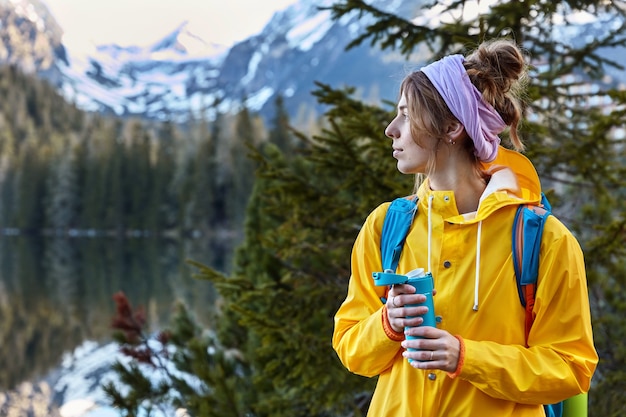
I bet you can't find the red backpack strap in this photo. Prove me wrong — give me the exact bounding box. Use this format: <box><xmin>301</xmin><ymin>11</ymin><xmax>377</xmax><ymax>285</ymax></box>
<box><xmin>523</xmin><ymin>283</ymin><xmax>536</xmax><ymax>344</ymax></box>
<box><xmin>512</xmin><ymin>195</ymin><xmax>551</xmax><ymax>347</ymax></box>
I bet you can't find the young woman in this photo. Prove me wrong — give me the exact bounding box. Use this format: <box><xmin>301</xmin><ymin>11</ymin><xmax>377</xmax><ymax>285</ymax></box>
<box><xmin>332</xmin><ymin>39</ymin><xmax>598</xmax><ymax>416</ymax></box>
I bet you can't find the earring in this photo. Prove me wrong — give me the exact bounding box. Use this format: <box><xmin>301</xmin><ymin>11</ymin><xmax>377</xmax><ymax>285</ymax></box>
<box><xmin>449</xmin><ymin>140</ymin><xmax>456</xmax><ymax>145</ymax></box>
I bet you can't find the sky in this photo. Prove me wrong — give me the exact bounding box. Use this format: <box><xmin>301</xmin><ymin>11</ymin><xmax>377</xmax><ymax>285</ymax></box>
<box><xmin>43</xmin><ymin>0</ymin><xmax>300</xmax><ymax>54</ymax></box>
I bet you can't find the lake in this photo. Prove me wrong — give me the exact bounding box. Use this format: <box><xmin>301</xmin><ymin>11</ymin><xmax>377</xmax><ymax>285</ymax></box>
<box><xmin>0</xmin><ymin>233</ymin><xmax>237</xmax><ymax>404</ymax></box>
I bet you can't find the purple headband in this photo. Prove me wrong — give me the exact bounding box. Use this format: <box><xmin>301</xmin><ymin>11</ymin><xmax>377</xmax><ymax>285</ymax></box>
<box><xmin>420</xmin><ymin>54</ymin><xmax>505</xmax><ymax>162</ymax></box>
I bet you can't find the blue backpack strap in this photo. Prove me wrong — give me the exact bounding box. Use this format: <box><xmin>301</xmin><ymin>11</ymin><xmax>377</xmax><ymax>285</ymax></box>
<box><xmin>545</xmin><ymin>402</ymin><xmax>563</xmax><ymax>417</ymax></box>
<box><xmin>512</xmin><ymin>194</ymin><xmax>566</xmax><ymax>417</ymax></box>
<box><xmin>512</xmin><ymin>193</ymin><xmax>551</xmax><ymax>340</ymax></box>
<box><xmin>378</xmin><ymin>196</ymin><xmax>418</xmax><ymax>303</ymax></box>
<box><xmin>380</xmin><ymin>196</ymin><xmax>418</xmax><ymax>273</ymax></box>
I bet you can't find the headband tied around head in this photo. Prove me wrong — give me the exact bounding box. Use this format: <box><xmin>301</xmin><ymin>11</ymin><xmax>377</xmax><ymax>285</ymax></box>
<box><xmin>420</xmin><ymin>54</ymin><xmax>506</xmax><ymax>162</ymax></box>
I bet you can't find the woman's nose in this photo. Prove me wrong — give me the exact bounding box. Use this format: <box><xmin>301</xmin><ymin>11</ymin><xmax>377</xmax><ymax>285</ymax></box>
<box><xmin>385</xmin><ymin>121</ymin><xmax>398</xmax><ymax>139</ymax></box>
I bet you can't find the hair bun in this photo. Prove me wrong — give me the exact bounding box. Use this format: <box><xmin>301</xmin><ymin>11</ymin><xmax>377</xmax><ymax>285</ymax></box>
<box><xmin>464</xmin><ymin>39</ymin><xmax>527</xmax><ymax>150</ymax></box>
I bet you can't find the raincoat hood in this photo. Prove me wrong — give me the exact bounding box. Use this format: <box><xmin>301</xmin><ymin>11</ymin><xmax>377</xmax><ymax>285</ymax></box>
<box><xmin>481</xmin><ymin>145</ymin><xmax>543</xmax><ymax>203</ymax></box>
<box><xmin>416</xmin><ymin>146</ymin><xmax>543</xmax><ymax>226</ymax></box>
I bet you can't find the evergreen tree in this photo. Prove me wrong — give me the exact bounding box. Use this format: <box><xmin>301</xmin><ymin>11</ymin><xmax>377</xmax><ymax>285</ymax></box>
<box><xmin>77</xmin><ymin>118</ymin><xmax>102</xmax><ymax>230</ymax></box>
<box><xmin>13</xmin><ymin>125</ymin><xmax>49</xmax><ymax>232</ymax></box>
<box><xmin>267</xmin><ymin>95</ymin><xmax>294</xmax><ymax>154</ymax></box>
<box><xmin>154</xmin><ymin>120</ymin><xmax>179</xmax><ymax>231</ymax></box>
<box><xmin>225</xmin><ymin>103</ymin><xmax>263</xmax><ymax>229</ymax></box>
<box><xmin>71</xmin><ymin>129</ymin><xmax>89</xmax><ymax>230</ymax></box>
<box><xmin>80</xmin><ymin>117</ymin><xmax>118</xmax><ymax>231</ymax></box>
<box><xmin>0</xmin><ymin>128</ymin><xmax>18</xmax><ymax>227</ymax></box>
<box><xmin>232</xmin><ymin>104</ymin><xmax>258</xmax><ymax>223</ymax></box>
<box><xmin>44</xmin><ymin>133</ymin><xmax>80</xmax><ymax>231</ymax></box>
<box><xmin>124</xmin><ymin>120</ymin><xmax>154</xmax><ymax>232</ymax></box>
<box><xmin>184</xmin><ymin>108</ymin><xmax>221</xmax><ymax>233</ymax></box>
<box><xmin>102</xmin><ymin>120</ymin><xmax>126</xmax><ymax>233</ymax></box>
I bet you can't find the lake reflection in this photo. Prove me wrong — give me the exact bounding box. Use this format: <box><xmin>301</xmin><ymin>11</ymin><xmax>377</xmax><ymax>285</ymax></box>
<box><xmin>0</xmin><ymin>234</ymin><xmax>235</xmax><ymax>391</ymax></box>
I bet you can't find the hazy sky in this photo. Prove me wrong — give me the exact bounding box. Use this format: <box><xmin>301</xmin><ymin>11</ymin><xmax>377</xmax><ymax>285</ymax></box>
<box><xmin>43</xmin><ymin>0</ymin><xmax>299</xmax><ymax>53</ymax></box>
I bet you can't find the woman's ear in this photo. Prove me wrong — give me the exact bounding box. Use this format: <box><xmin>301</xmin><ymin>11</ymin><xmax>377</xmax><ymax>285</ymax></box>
<box><xmin>446</xmin><ymin>121</ymin><xmax>466</xmax><ymax>144</ymax></box>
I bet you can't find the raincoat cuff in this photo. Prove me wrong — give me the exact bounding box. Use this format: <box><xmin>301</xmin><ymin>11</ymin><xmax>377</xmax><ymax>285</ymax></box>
<box><xmin>447</xmin><ymin>335</ymin><xmax>465</xmax><ymax>379</ymax></box>
<box><xmin>382</xmin><ymin>306</ymin><xmax>405</xmax><ymax>341</ymax></box>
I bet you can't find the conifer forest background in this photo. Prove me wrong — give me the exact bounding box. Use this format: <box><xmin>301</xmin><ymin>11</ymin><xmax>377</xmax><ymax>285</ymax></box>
<box><xmin>1</xmin><ymin>0</ymin><xmax>626</xmax><ymax>416</ymax></box>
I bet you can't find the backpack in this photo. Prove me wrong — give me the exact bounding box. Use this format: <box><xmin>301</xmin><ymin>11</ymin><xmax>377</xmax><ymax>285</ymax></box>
<box><xmin>377</xmin><ymin>194</ymin><xmax>587</xmax><ymax>417</ymax></box>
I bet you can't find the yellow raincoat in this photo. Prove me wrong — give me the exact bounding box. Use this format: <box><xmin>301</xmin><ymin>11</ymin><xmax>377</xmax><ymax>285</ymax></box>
<box><xmin>332</xmin><ymin>148</ymin><xmax>598</xmax><ymax>416</ymax></box>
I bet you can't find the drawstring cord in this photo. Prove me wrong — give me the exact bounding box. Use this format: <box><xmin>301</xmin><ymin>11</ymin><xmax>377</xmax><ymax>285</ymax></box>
<box><xmin>427</xmin><ymin>194</ymin><xmax>434</xmax><ymax>273</ymax></box>
<box><xmin>473</xmin><ymin>220</ymin><xmax>483</xmax><ymax>311</ymax></box>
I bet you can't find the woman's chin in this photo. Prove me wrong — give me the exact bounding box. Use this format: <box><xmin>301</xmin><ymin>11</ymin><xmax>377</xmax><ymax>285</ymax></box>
<box><xmin>396</xmin><ymin>163</ymin><xmax>421</xmax><ymax>175</ymax></box>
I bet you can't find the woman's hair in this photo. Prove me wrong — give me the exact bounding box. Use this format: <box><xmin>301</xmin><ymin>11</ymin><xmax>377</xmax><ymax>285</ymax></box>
<box><xmin>400</xmin><ymin>38</ymin><xmax>527</xmax><ymax>174</ymax></box>
<box><xmin>464</xmin><ymin>39</ymin><xmax>527</xmax><ymax>150</ymax></box>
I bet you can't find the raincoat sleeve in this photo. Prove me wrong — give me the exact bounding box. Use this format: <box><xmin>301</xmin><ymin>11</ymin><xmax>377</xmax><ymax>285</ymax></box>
<box><xmin>332</xmin><ymin>203</ymin><xmax>403</xmax><ymax>377</ymax></box>
<box><xmin>456</xmin><ymin>216</ymin><xmax>598</xmax><ymax>404</ymax></box>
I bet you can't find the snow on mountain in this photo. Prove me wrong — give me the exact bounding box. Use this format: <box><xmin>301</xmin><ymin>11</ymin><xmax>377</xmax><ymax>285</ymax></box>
<box><xmin>56</xmin><ymin>20</ymin><xmax>230</xmax><ymax>120</ymax></box>
<box><xmin>4</xmin><ymin>0</ymin><xmax>477</xmax><ymax>126</ymax></box>
<box><xmin>149</xmin><ymin>21</ymin><xmax>228</xmax><ymax>60</ymax></box>
<box><xmin>280</xmin><ymin>0</ymin><xmax>337</xmax><ymax>52</ymax></box>
<box><xmin>38</xmin><ymin>0</ymin><xmax>420</xmax><ymax>124</ymax></box>
<box><xmin>2</xmin><ymin>0</ymin><xmax>624</xmax><ymax>127</ymax></box>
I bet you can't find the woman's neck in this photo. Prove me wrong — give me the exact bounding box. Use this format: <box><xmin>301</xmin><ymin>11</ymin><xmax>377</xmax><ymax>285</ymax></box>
<box><xmin>428</xmin><ymin>163</ymin><xmax>487</xmax><ymax>214</ymax></box>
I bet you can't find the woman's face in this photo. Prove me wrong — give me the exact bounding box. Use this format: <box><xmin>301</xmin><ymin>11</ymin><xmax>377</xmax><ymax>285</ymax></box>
<box><xmin>385</xmin><ymin>93</ymin><xmax>436</xmax><ymax>174</ymax></box>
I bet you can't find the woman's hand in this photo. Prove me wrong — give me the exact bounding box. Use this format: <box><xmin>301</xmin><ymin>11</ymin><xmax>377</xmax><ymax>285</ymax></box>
<box><xmin>401</xmin><ymin>327</ymin><xmax>460</xmax><ymax>373</ymax></box>
<box><xmin>386</xmin><ymin>285</ymin><xmax>458</xmax><ymax>372</ymax></box>
<box><xmin>385</xmin><ymin>283</ymin><xmax>429</xmax><ymax>333</ymax></box>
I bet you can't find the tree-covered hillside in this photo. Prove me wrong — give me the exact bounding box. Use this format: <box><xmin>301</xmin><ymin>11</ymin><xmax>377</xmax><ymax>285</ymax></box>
<box><xmin>0</xmin><ymin>65</ymin><xmax>267</xmax><ymax>237</ymax></box>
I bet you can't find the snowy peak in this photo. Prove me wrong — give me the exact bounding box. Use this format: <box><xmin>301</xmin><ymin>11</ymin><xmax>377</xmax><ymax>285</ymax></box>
<box><xmin>149</xmin><ymin>21</ymin><xmax>227</xmax><ymax>60</ymax></box>
<box><xmin>150</xmin><ymin>21</ymin><xmax>195</xmax><ymax>54</ymax></box>
<box><xmin>92</xmin><ymin>22</ymin><xmax>227</xmax><ymax>64</ymax></box>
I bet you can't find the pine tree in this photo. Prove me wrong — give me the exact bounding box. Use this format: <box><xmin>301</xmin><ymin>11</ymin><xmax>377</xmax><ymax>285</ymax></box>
<box><xmin>224</xmin><ymin>103</ymin><xmax>264</xmax><ymax>229</ymax></box>
<box><xmin>13</xmin><ymin>124</ymin><xmax>49</xmax><ymax>232</ymax></box>
<box><xmin>0</xmin><ymin>127</ymin><xmax>18</xmax><ymax>227</ymax></box>
<box><xmin>124</xmin><ymin>120</ymin><xmax>154</xmax><ymax>232</ymax></box>
<box><xmin>44</xmin><ymin>133</ymin><xmax>80</xmax><ymax>231</ymax></box>
<box><xmin>267</xmin><ymin>95</ymin><xmax>295</xmax><ymax>154</ymax></box>
<box><xmin>71</xmin><ymin>129</ymin><xmax>89</xmax><ymax>230</ymax></box>
<box><xmin>102</xmin><ymin>120</ymin><xmax>126</xmax><ymax>234</ymax></box>
<box><xmin>75</xmin><ymin>116</ymin><xmax>124</xmax><ymax>233</ymax></box>
<box><xmin>188</xmin><ymin>112</ymin><xmax>220</xmax><ymax>233</ymax></box>
<box><xmin>154</xmin><ymin>120</ymin><xmax>179</xmax><ymax>231</ymax></box>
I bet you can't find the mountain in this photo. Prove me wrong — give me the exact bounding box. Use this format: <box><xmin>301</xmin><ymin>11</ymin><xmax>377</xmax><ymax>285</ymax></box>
<box><xmin>54</xmin><ymin>0</ymin><xmax>426</xmax><ymax>124</ymax></box>
<box><xmin>0</xmin><ymin>0</ymin><xmax>67</xmax><ymax>82</ymax></box>
<box><xmin>0</xmin><ymin>0</ymin><xmax>624</xmax><ymax>127</ymax></box>
<box><xmin>0</xmin><ymin>0</ymin><xmax>424</xmax><ymax>125</ymax></box>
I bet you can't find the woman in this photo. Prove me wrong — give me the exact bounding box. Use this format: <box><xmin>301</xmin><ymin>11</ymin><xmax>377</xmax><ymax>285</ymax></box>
<box><xmin>332</xmin><ymin>39</ymin><xmax>598</xmax><ymax>416</ymax></box>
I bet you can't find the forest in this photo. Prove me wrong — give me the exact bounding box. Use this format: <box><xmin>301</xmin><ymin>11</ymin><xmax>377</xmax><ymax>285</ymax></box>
<box><xmin>1</xmin><ymin>0</ymin><xmax>626</xmax><ymax>416</ymax></box>
<box><xmin>0</xmin><ymin>64</ymin><xmax>281</xmax><ymax>237</ymax></box>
